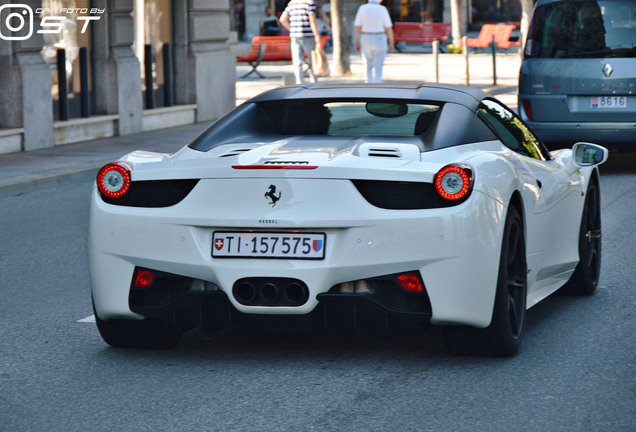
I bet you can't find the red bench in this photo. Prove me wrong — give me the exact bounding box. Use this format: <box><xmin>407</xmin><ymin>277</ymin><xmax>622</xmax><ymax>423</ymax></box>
<box><xmin>393</xmin><ymin>22</ymin><xmax>451</xmax><ymax>52</ymax></box>
<box><xmin>236</xmin><ymin>35</ymin><xmax>331</xmax><ymax>78</ymax></box>
<box><xmin>466</xmin><ymin>24</ymin><xmax>521</xmax><ymax>50</ymax></box>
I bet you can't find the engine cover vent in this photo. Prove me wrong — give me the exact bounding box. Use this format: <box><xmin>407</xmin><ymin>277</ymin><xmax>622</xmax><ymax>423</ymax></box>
<box><xmin>219</xmin><ymin>148</ymin><xmax>252</xmax><ymax>157</ymax></box>
<box><xmin>367</xmin><ymin>148</ymin><xmax>401</xmax><ymax>158</ymax></box>
<box><xmin>357</xmin><ymin>143</ymin><xmax>420</xmax><ymax>161</ymax></box>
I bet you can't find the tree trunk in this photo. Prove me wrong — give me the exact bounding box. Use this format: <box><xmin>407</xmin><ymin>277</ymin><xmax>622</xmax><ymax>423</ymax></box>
<box><xmin>450</xmin><ymin>0</ymin><xmax>464</xmax><ymax>49</ymax></box>
<box><xmin>519</xmin><ymin>0</ymin><xmax>534</xmax><ymax>56</ymax></box>
<box><xmin>330</xmin><ymin>0</ymin><xmax>351</xmax><ymax>76</ymax></box>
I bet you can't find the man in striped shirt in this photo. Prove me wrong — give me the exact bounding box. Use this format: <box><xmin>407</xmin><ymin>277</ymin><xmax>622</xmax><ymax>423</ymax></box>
<box><xmin>280</xmin><ymin>0</ymin><xmax>321</xmax><ymax>84</ymax></box>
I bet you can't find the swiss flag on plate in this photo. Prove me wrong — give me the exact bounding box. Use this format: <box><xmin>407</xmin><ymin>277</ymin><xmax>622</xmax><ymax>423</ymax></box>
<box><xmin>214</xmin><ymin>238</ymin><xmax>224</xmax><ymax>251</ymax></box>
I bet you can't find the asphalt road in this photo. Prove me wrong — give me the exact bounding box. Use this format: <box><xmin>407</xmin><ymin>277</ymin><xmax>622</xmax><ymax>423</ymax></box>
<box><xmin>0</xmin><ymin>152</ymin><xmax>634</xmax><ymax>432</ymax></box>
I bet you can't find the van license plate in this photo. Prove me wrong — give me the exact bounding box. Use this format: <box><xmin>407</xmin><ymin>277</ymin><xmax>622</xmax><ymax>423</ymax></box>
<box><xmin>590</xmin><ymin>96</ymin><xmax>627</xmax><ymax>109</ymax></box>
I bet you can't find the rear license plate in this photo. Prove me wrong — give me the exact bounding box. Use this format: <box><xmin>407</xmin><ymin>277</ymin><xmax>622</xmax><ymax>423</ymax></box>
<box><xmin>590</xmin><ymin>96</ymin><xmax>627</xmax><ymax>109</ymax></box>
<box><xmin>212</xmin><ymin>232</ymin><xmax>326</xmax><ymax>259</ymax></box>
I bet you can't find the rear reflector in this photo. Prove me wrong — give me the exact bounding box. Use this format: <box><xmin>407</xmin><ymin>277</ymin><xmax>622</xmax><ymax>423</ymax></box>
<box><xmin>133</xmin><ymin>269</ymin><xmax>155</xmax><ymax>289</ymax></box>
<box><xmin>396</xmin><ymin>273</ymin><xmax>423</xmax><ymax>292</ymax></box>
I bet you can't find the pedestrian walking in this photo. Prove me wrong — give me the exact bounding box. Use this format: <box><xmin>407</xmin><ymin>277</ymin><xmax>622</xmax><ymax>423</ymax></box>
<box><xmin>354</xmin><ymin>0</ymin><xmax>395</xmax><ymax>83</ymax></box>
<box><xmin>280</xmin><ymin>0</ymin><xmax>322</xmax><ymax>84</ymax></box>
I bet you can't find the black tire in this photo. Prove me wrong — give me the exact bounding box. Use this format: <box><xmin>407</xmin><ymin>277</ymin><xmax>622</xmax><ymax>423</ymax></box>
<box><xmin>443</xmin><ymin>205</ymin><xmax>527</xmax><ymax>356</ymax></box>
<box><xmin>93</xmin><ymin>302</ymin><xmax>181</xmax><ymax>349</ymax></box>
<box><xmin>561</xmin><ymin>178</ymin><xmax>601</xmax><ymax>295</ymax></box>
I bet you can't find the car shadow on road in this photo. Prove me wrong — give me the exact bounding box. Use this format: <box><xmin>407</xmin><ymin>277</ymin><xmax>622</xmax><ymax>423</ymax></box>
<box><xmin>176</xmin><ymin>325</ymin><xmax>449</xmax><ymax>359</ymax></box>
<box><xmin>91</xmin><ymin>288</ymin><xmax>600</xmax><ymax>362</ymax></box>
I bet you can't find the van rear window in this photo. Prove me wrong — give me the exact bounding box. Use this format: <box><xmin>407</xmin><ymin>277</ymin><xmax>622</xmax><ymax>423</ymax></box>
<box><xmin>525</xmin><ymin>0</ymin><xmax>636</xmax><ymax>58</ymax></box>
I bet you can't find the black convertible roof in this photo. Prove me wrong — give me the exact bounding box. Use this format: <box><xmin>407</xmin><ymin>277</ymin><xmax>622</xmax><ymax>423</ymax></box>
<box><xmin>189</xmin><ymin>82</ymin><xmax>498</xmax><ymax>152</ymax></box>
<box><xmin>249</xmin><ymin>82</ymin><xmax>490</xmax><ymax>112</ymax></box>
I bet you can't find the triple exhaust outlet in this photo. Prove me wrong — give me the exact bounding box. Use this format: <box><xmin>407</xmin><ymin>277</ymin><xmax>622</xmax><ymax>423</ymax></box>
<box><xmin>233</xmin><ymin>277</ymin><xmax>309</xmax><ymax>306</ymax></box>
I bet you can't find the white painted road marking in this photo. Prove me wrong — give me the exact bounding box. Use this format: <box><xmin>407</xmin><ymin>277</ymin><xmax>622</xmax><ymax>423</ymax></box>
<box><xmin>77</xmin><ymin>315</ymin><xmax>95</xmax><ymax>323</ymax></box>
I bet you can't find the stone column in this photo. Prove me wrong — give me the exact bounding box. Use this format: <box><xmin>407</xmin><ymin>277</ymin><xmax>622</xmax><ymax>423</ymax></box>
<box><xmin>0</xmin><ymin>0</ymin><xmax>54</xmax><ymax>151</ymax></box>
<box><xmin>93</xmin><ymin>0</ymin><xmax>142</xmax><ymax>135</ymax></box>
<box><xmin>173</xmin><ymin>0</ymin><xmax>235</xmax><ymax>123</ymax></box>
<box><xmin>443</xmin><ymin>0</ymin><xmax>452</xmax><ymax>23</ymax></box>
<box><xmin>245</xmin><ymin>0</ymin><xmax>264</xmax><ymax>41</ymax></box>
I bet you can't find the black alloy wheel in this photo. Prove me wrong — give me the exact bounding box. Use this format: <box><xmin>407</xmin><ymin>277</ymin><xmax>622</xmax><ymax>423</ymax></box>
<box><xmin>505</xmin><ymin>207</ymin><xmax>527</xmax><ymax>339</ymax></box>
<box><xmin>562</xmin><ymin>179</ymin><xmax>601</xmax><ymax>295</ymax></box>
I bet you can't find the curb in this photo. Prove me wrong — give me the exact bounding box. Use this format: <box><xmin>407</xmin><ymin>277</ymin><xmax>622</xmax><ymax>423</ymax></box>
<box><xmin>0</xmin><ymin>165</ymin><xmax>100</xmax><ymax>198</ymax></box>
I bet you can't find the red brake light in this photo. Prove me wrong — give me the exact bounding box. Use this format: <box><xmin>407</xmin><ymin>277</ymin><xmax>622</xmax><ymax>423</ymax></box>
<box><xmin>434</xmin><ymin>164</ymin><xmax>473</xmax><ymax>201</ymax></box>
<box><xmin>522</xmin><ymin>100</ymin><xmax>533</xmax><ymax>121</ymax></box>
<box><xmin>133</xmin><ymin>269</ymin><xmax>155</xmax><ymax>289</ymax></box>
<box><xmin>396</xmin><ymin>273</ymin><xmax>423</xmax><ymax>292</ymax></box>
<box><xmin>97</xmin><ymin>162</ymin><xmax>131</xmax><ymax>199</ymax></box>
<box><xmin>232</xmin><ymin>165</ymin><xmax>318</xmax><ymax>170</ymax></box>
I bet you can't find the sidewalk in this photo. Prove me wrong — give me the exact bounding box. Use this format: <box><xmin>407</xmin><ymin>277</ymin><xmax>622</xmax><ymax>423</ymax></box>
<box><xmin>0</xmin><ymin>51</ymin><xmax>520</xmax><ymax>197</ymax></box>
<box><xmin>237</xmin><ymin>51</ymin><xmax>520</xmax><ymax>106</ymax></box>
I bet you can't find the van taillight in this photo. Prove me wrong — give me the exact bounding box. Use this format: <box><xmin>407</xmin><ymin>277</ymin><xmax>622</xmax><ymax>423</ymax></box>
<box><xmin>522</xmin><ymin>100</ymin><xmax>533</xmax><ymax>121</ymax></box>
<box><xmin>524</xmin><ymin>39</ymin><xmax>533</xmax><ymax>58</ymax></box>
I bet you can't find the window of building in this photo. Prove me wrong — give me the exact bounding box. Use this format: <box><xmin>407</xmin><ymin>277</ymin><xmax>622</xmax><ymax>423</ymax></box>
<box><xmin>132</xmin><ymin>0</ymin><xmax>172</xmax><ymax>108</ymax></box>
<box><xmin>40</xmin><ymin>0</ymin><xmax>95</xmax><ymax>120</ymax></box>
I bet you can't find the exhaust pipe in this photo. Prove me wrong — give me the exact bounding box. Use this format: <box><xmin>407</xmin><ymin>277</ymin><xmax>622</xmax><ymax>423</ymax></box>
<box><xmin>284</xmin><ymin>282</ymin><xmax>309</xmax><ymax>305</ymax></box>
<box><xmin>232</xmin><ymin>278</ymin><xmax>309</xmax><ymax>306</ymax></box>
<box><xmin>233</xmin><ymin>281</ymin><xmax>257</xmax><ymax>305</ymax></box>
<box><xmin>260</xmin><ymin>283</ymin><xmax>280</xmax><ymax>303</ymax></box>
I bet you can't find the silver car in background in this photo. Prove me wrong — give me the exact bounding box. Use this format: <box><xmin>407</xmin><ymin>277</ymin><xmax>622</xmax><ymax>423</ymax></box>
<box><xmin>519</xmin><ymin>0</ymin><xmax>636</xmax><ymax>146</ymax></box>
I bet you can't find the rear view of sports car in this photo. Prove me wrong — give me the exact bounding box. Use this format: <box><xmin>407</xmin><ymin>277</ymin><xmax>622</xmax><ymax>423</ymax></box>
<box><xmin>89</xmin><ymin>83</ymin><xmax>607</xmax><ymax>356</ymax></box>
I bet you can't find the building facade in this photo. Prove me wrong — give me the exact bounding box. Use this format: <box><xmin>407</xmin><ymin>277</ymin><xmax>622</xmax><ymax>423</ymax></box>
<box><xmin>1</xmin><ymin>0</ymin><xmax>525</xmax><ymax>154</ymax></box>
<box><xmin>0</xmin><ymin>0</ymin><xmax>235</xmax><ymax>154</ymax></box>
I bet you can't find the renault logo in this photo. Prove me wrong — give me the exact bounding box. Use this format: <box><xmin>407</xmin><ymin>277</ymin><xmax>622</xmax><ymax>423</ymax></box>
<box><xmin>602</xmin><ymin>63</ymin><xmax>613</xmax><ymax>77</ymax></box>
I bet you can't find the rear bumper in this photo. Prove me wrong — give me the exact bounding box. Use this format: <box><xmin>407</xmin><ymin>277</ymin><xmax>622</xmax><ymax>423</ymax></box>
<box><xmin>128</xmin><ymin>280</ymin><xmax>433</xmax><ymax>335</ymax></box>
<box><xmin>526</xmin><ymin>121</ymin><xmax>636</xmax><ymax>146</ymax></box>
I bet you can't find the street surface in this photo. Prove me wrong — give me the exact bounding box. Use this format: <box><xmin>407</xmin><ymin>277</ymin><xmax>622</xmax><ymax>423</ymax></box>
<box><xmin>1</xmin><ymin>148</ymin><xmax>634</xmax><ymax>431</ymax></box>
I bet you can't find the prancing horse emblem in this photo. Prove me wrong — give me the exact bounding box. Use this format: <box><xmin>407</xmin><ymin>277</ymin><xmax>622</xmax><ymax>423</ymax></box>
<box><xmin>264</xmin><ymin>185</ymin><xmax>281</xmax><ymax>207</ymax></box>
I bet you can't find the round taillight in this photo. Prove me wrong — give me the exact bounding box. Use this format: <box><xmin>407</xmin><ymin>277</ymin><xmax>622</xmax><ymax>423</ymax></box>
<box><xmin>434</xmin><ymin>164</ymin><xmax>473</xmax><ymax>201</ymax></box>
<box><xmin>97</xmin><ymin>163</ymin><xmax>131</xmax><ymax>199</ymax></box>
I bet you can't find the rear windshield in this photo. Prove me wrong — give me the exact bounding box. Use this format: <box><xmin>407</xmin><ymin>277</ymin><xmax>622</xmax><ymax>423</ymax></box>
<box><xmin>189</xmin><ymin>99</ymin><xmax>442</xmax><ymax>152</ymax></box>
<box><xmin>256</xmin><ymin>100</ymin><xmax>440</xmax><ymax>136</ymax></box>
<box><xmin>526</xmin><ymin>0</ymin><xmax>636</xmax><ymax>58</ymax></box>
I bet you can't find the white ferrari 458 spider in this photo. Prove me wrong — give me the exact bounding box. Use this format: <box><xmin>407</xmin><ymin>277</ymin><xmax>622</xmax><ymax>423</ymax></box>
<box><xmin>89</xmin><ymin>83</ymin><xmax>607</xmax><ymax>356</ymax></box>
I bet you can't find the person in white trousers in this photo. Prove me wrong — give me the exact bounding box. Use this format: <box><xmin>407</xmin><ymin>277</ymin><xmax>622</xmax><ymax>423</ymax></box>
<box><xmin>354</xmin><ymin>0</ymin><xmax>395</xmax><ymax>83</ymax></box>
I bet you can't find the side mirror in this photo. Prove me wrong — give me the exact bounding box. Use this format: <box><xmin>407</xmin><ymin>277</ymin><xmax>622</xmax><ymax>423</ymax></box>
<box><xmin>565</xmin><ymin>142</ymin><xmax>608</xmax><ymax>175</ymax></box>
